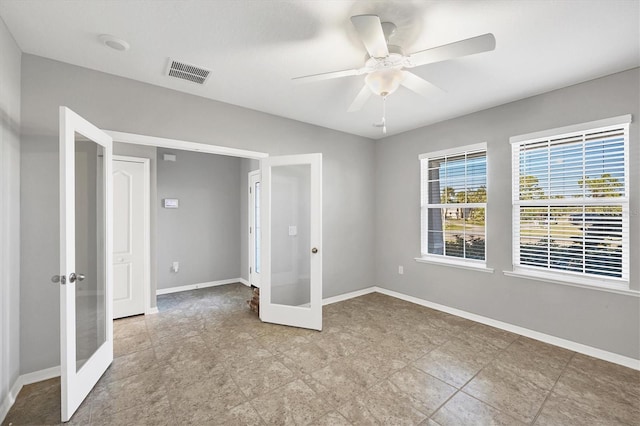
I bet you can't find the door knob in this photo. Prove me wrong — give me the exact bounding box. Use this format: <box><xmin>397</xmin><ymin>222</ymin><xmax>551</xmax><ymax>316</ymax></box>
<box><xmin>68</xmin><ymin>273</ymin><xmax>85</xmax><ymax>283</ymax></box>
<box><xmin>51</xmin><ymin>275</ymin><xmax>67</xmax><ymax>285</ymax></box>
<box><xmin>311</xmin><ymin>247</ymin><xmax>318</xmax><ymax>254</ymax></box>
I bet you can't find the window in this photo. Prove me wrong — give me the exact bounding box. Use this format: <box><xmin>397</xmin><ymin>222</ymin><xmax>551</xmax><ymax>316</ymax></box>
<box><xmin>511</xmin><ymin>116</ymin><xmax>630</xmax><ymax>287</ymax></box>
<box><xmin>419</xmin><ymin>143</ymin><xmax>487</xmax><ymax>265</ymax></box>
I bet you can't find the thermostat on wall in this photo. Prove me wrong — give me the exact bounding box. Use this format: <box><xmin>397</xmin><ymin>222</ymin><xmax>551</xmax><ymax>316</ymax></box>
<box><xmin>163</xmin><ymin>198</ymin><xmax>179</xmax><ymax>209</ymax></box>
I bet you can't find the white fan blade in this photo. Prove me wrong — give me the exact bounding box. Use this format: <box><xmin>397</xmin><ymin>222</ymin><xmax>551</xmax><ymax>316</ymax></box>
<box><xmin>407</xmin><ymin>33</ymin><xmax>496</xmax><ymax>67</ymax></box>
<box><xmin>293</xmin><ymin>68</ymin><xmax>360</xmax><ymax>84</ymax></box>
<box><xmin>351</xmin><ymin>15</ymin><xmax>389</xmax><ymax>58</ymax></box>
<box><xmin>348</xmin><ymin>84</ymin><xmax>373</xmax><ymax>112</ymax></box>
<box><xmin>401</xmin><ymin>71</ymin><xmax>444</xmax><ymax>98</ymax></box>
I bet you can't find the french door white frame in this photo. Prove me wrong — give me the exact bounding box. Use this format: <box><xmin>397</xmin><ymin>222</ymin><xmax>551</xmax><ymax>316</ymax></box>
<box><xmin>112</xmin><ymin>155</ymin><xmax>152</xmax><ymax>317</ymax></box>
<box><xmin>259</xmin><ymin>153</ymin><xmax>323</xmax><ymax>331</ymax></box>
<box><xmin>248</xmin><ymin>170</ymin><xmax>261</xmax><ymax>288</ymax></box>
<box><xmin>59</xmin><ymin>107</ymin><xmax>113</xmax><ymax>422</ymax></box>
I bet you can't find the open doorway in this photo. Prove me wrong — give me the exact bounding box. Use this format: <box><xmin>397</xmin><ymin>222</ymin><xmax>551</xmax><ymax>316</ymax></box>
<box><xmin>108</xmin><ymin>130</ymin><xmax>267</xmax><ymax>317</ymax></box>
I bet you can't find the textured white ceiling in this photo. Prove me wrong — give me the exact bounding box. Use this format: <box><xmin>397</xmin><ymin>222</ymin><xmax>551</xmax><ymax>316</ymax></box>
<box><xmin>1</xmin><ymin>0</ymin><xmax>638</xmax><ymax>139</ymax></box>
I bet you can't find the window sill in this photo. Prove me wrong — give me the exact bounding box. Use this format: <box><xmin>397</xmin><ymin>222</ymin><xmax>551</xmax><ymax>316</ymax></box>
<box><xmin>414</xmin><ymin>257</ymin><xmax>494</xmax><ymax>273</ymax></box>
<box><xmin>503</xmin><ymin>269</ymin><xmax>639</xmax><ymax>297</ymax></box>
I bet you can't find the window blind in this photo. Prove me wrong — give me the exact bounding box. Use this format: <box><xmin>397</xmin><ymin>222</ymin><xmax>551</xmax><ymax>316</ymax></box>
<box><xmin>512</xmin><ymin>122</ymin><xmax>629</xmax><ymax>282</ymax></box>
<box><xmin>420</xmin><ymin>144</ymin><xmax>487</xmax><ymax>262</ymax></box>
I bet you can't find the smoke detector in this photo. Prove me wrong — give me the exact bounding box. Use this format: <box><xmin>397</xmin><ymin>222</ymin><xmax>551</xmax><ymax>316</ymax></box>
<box><xmin>166</xmin><ymin>59</ymin><xmax>211</xmax><ymax>85</ymax></box>
<box><xmin>99</xmin><ymin>34</ymin><xmax>130</xmax><ymax>51</ymax></box>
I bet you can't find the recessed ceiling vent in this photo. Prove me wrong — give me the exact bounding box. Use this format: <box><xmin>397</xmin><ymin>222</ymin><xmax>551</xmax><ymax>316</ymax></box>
<box><xmin>166</xmin><ymin>59</ymin><xmax>211</xmax><ymax>85</ymax></box>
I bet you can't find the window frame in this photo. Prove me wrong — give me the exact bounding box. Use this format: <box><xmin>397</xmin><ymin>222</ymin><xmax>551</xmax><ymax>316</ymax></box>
<box><xmin>417</xmin><ymin>142</ymin><xmax>489</xmax><ymax>270</ymax></box>
<box><xmin>510</xmin><ymin>115</ymin><xmax>631</xmax><ymax>290</ymax></box>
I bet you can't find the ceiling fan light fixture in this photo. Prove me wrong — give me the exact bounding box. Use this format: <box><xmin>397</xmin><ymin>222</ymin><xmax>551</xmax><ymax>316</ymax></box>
<box><xmin>365</xmin><ymin>68</ymin><xmax>404</xmax><ymax>97</ymax></box>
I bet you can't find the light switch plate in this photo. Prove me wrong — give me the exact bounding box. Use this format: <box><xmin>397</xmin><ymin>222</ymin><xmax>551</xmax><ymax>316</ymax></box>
<box><xmin>163</xmin><ymin>198</ymin><xmax>179</xmax><ymax>208</ymax></box>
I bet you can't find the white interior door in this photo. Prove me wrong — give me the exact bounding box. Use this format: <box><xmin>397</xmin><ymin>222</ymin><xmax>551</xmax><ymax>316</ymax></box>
<box><xmin>249</xmin><ymin>170</ymin><xmax>261</xmax><ymax>288</ymax></box>
<box><xmin>58</xmin><ymin>106</ymin><xmax>113</xmax><ymax>422</ymax></box>
<box><xmin>259</xmin><ymin>154</ymin><xmax>322</xmax><ymax>330</ymax></box>
<box><xmin>113</xmin><ymin>156</ymin><xmax>149</xmax><ymax>319</ymax></box>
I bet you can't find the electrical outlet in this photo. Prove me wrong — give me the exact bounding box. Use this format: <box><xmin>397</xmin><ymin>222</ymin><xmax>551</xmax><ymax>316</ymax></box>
<box><xmin>398</xmin><ymin>265</ymin><xmax>404</xmax><ymax>275</ymax></box>
<box><xmin>172</xmin><ymin>261</ymin><xmax>179</xmax><ymax>273</ymax></box>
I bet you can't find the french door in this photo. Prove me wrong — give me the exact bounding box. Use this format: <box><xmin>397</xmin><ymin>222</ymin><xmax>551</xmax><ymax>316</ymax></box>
<box><xmin>259</xmin><ymin>154</ymin><xmax>322</xmax><ymax>330</ymax></box>
<box><xmin>58</xmin><ymin>107</ymin><xmax>113</xmax><ymax>422</ymax></box>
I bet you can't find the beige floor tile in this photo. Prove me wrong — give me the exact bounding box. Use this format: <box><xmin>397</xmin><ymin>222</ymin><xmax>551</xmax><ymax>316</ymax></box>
<box><xmin>338</xmin><ymin>380</ymin><xmax>428</xmax><ymax>425</ymax></box>
<box><xmin>100</xmin><ymin>347</ymin><xmax>159</xmax><ymax>383</ymax></box>
<box><xmin>534</xmin><ymin>392</ymin><xmax>603</xmax><ymax>426</ymax></box>
<box><xmin>2</xmin><ymin>378</ymin><xmax>64</xmax><ymax>426</ymax></box>
<box><xmin>229</xmin><ymin>355</ymin><xmax>297</xmax><ymax>399</ymax></box>
<box><xmin>213</xmin><ymin>401</ymin><xmax>264</xmax><ymax>426</ymax></box>
<box><xmin>432</xmin><ymin>391</ymin><xmax>525</xmax><ymax>426</ymax></box>
<box><xmin>305</xmin><ymin>361</ymin><xmax>378</xmax><ymax>407</ymax></box>
<box><xmin>553</xmin><ymin>363</ymin><xmax>640</xmax><ymax>424</ymax></box>
<box><xmin>90</xmin><ymin>367</ymin><xmax>169</xmax><ymax>418</ymax></box>
<box><xmin>159</xmin><ymin>356</ymin><xmax>228</xmax><ymax>391</ymax></box>
<box><xmin>113</xmin><ymin>330</ymin><xmax>152</xmax><ymax>357</ymax></box>
<box><xmin>309</xmin><ymin>410</ymin><xmax>352</xmax><ymax>426</ymax></box>
<box><xmin>90</xmin><ymin>394</ymin><xmax>175</xmax><ymax>426</ymax></box>
<box><xmin>566</xmin><ymin>353</ymin><xmax>640</xmax><ymax>400</ymax></box>
<box><xmin>412</xmin><ymin>337</ymin><xmax>499</xmax><ymax>388</ymax></box>
<box><xmin>152</xmin><ymin>335</ymin><xmax>209</xmax><ymax>364</ymax></box>
<box><xmin>462</xmin><ymin>363</ymin><xmax>550</xmax><ymax>424</ymax></box>
<box><xmin>165</xmin><ymin>371</ymin><xmax>246</xmax><ymax>422</ymax></box>
<box><xmin>250</xmin><ymin>379</ymin><xmax>329</xmax><ymax>425</ymax></box>
<box><xmin>113</xmin><ymin>318</ymin><xmax>148</xmax><ymax>339</ymax></box>
<box><xmin>280</xmin><ymin>340</ymin><xmax>337</xmax><ymax>375</ymax></box>
<box><xmin>387</xmin><ymin>367</ymin><xmax>457</xmax><ymax>416</ymax></box>
<box><xmin>458</xmin><ymin>323</ymin><xmax>519</xmax><ymax>349</ymax></box>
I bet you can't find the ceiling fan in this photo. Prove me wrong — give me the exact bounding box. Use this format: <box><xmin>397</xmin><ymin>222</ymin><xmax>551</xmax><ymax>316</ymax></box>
<box><xmin>293</xmin><ymin>15</ymin><xmax>496</xmax><ymax>133</ymax></box>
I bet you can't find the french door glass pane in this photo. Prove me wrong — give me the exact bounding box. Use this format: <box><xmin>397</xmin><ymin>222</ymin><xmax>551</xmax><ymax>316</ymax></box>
<box><xmin>74</xmin><ymin>133</ymin><xmax>106</xmax><ymax>371</ymax></box>
<box><xmin>254</xmin><ymin>181</ymin><xmax>261</xmax><ymax>274</ymax></box>
<box><xmin>270</xmin><ymin>164</ymin><xmax>311</xmax><ymax>307</ymax></box>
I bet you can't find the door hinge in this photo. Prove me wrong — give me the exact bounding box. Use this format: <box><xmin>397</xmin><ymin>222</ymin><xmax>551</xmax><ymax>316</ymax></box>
<box><xmin>249</xmin><ymin>267</ymin><xmax>252</xmax><ymax>274</ymax></box>
<box><xmin>249</xmin><ymin>226</ymin><xmax>252</xmax><ymax>234</ymax></box>
<box><xmin>249</xmin><ymin>187</ymin><xmax>252</xmax><ymax>194</ymax></box>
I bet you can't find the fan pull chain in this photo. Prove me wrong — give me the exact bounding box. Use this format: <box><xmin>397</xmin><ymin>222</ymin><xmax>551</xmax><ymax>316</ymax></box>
<box><xmin>382</xmin><ymin>95</ymin><xmax>387</xmax><ymax>134</ymax></box>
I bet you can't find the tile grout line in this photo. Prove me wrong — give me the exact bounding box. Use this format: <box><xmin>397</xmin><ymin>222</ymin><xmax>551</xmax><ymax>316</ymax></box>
<box><xmin>428</xmin><ymin>336</ymin><xmax>521</xmax><ymax>421</ymax></box>
<box><xmin>529</xmin><ymin>351</ymin><xmax>577</xmax><ymax>425</ymax></box>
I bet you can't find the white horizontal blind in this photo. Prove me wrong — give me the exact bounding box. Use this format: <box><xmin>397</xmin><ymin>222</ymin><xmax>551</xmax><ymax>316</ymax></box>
<box><xmin>512</xmin><ymin>122</ymin><xmax>629</xmax><ymax>282</ymax></box>
<box><xmin>420</xmin><ymin>144</ymin><xmax>487</xmax><ymax>262</ymax></box>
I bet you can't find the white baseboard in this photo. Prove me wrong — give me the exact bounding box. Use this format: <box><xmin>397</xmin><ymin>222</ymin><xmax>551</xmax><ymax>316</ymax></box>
<box><xmin>374</xmin><ymin>286</ymin><xmax>640</xmax><ymax>371</ymax></box>
<box><xmin>146</xmin><ymin>307</ymin><xmax>159</xmax><ymax>315</ymax></box>
<box><xmin>19</xmin><ymin>365</ymin><xmax>60</xmax><ymax>386</ymax></box>
<box><xmin>0</xmin><ymin>377</ymin><xmax>22</xmax><ymax>423</ymax></box>
<box><xmin>1</xmin><ymin>365</ymin><xmax>61</xmax><ymax>423</ymax></box>
<box><xmin>156</xmin><ymin>278</ymin><xmax>244</xmax><ymax>295</ymax></box>
<box><xmin>323</xmin><ymin>286</ymin><xmax>376</xmax><ymax>305</ymax></box>
<box><xmin>238</xmin><ymin>278</ymin><xmax>250</xmax><ymax>286</ymax></box>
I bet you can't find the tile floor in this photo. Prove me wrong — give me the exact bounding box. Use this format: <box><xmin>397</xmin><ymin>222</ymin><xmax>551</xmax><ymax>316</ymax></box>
<box><xmin>3</xmin><ymin>283</ymin><xmax>639</xmax><ymax>425</ymax></box>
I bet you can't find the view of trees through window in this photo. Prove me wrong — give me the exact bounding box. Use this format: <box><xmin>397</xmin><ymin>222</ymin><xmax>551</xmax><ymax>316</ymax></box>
<box><xmin>423</xmin><ymin>149</ymin><xmax>487</xmax><ymax>261</ymax></box>
<box><xmin>515</xmin><ymin>130</ymin><xmax>626</xmax><ymax>279</ymax></box>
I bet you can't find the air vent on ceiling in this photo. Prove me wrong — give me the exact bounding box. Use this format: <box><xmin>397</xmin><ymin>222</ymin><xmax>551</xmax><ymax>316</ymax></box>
<box><xmin>166</xmin><ymin>59</ymin><xmax>211</xmax><ymax>85</ymax></box>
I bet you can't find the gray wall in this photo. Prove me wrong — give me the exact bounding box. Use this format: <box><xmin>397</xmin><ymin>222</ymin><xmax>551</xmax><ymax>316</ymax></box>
<box><xmin>0</xmin><ymin>16</ymin><xmax>21</xmax><ymax>407</ymax></box>
<box><xmin>113</xmin><ymin>142</ymin><xmax>158</xmax><ymax>309</ymax></box>
<box><xmin>19</xmin><ymin>54</ymin><xmax>376</xmax><ymax>373</ymax></box>
<box><xmin>375</xmin><ymin>68</ymin><xmax>640</xmax><ymax>360</ymax></box>
<box><xmin>156</xmin><ymin>148</ymin><xmax>241</xmax><ymax>289</ymax></box>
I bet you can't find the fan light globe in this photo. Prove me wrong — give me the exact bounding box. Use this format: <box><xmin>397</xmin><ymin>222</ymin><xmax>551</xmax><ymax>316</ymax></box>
<box><xmin>365</xmin><ymin>68</ymin><xmax>404</xmax><ymax>97</ymax></box>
